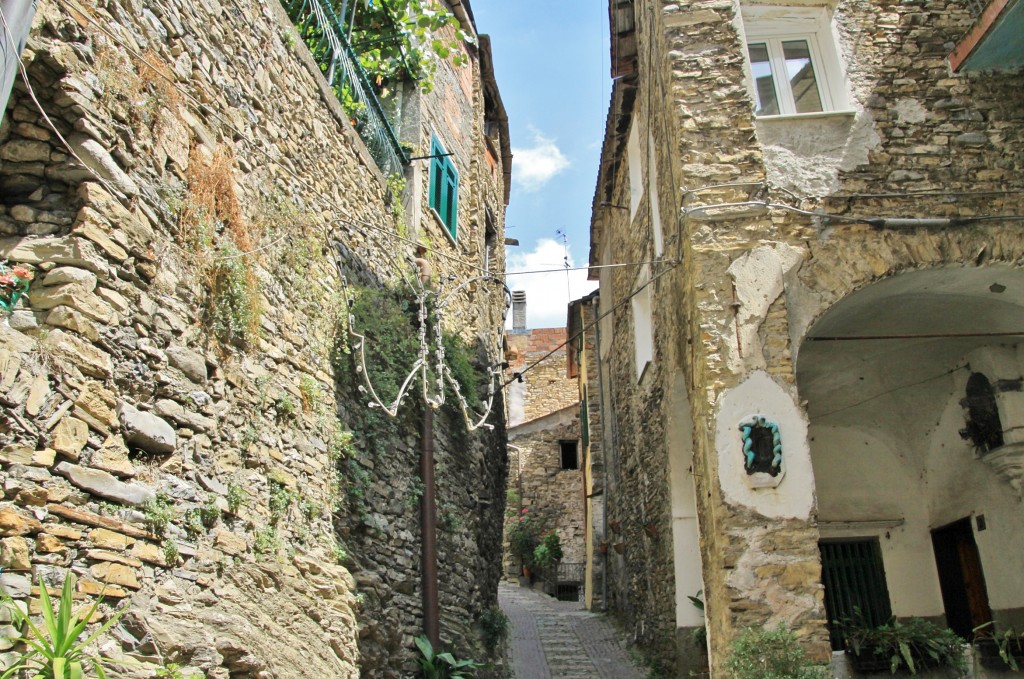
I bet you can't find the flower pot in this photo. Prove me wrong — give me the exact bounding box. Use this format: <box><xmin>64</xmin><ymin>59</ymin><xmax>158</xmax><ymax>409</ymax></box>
<box><xmin>976</xmin><ymin>637</ymin><xmax>1024</xmax><ymax>670</ymax></box>
<box><xmin>846</xmin><ymin>647</ymin><xmax>896</xmax><ymax>674</ymax></box>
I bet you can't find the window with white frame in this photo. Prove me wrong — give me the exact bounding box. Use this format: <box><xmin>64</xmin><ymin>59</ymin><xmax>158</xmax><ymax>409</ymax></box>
<box><xmin>742</xmin><ymin>5</ymin><xmax>847</xmax><ymax>117</ymax></box>
<box><xmin>631</xmin><ymin>265</ymin><xmax>653</xmax><ymax>379</ymax></box>
<box><xmin>647</xmin><ymin>131</ymin><xmax>663</xmax><ymax>257</ymax></box>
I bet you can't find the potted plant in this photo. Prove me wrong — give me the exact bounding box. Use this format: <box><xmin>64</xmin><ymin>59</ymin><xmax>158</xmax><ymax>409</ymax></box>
<box><xmin>532</xmin><ymin>530</ymin><xmax>563</xmax><ymax>572</ymax></box>
<box><xmin>842</xmin><ymin>616</ymin><xmax>967</xmax><ymax>675</ymax></box>
<box><xmin>974</xmin><ymin>623</ymin><xmax>1024</xmax><ymax>671</ymax></box>
<box><xmin>506</xmin><ymin>508</ymin><xmax>539</xmax><ymax>579</ymax></box>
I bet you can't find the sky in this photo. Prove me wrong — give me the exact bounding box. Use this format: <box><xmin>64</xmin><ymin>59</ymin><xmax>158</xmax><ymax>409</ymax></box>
<box><xmin>470</xmin><ymin>1</ymin><xmax>609</xmax><ymax>330</ymax></box>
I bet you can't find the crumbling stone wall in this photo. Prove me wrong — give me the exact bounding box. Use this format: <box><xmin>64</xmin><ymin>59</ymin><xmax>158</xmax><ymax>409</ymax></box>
<box><xmin>0</xmin><ymin>0</ymin><xmax>508</xmax><ymax>676</ymax></box>
<box><xmin>591</xmin><ymin>0</ymin><xmax>1024</xmax><ymax>673</ymax></box>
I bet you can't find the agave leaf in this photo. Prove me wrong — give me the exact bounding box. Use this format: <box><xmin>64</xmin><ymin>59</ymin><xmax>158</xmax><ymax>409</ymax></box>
<box><xmin>414</xmin><ymin>634</ymin><xmax>433</xmax><ymax>660</ymax></box>
<box><xmin>899</xmin><ymin>641</ymin><xmax>915</xmax><ymax>674</ymax></box>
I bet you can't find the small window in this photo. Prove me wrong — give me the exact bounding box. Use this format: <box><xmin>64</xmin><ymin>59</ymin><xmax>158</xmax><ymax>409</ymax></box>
<box><xmin>820</xmin><ymin>539</ymin><xmax>892</xmax><ymax>651</ymax></box>
<box><xmin>429</xmin><ymin>135</ymin><xmax>459</xmax><ymax>240</ymax></box>
<box><xmin>742</xmin><ymin>6</ymin><xmax>846</xmax><ymax>117</ymax></box>
<box><xmin>559</xmin><ymin>440</ymin><xmax>579</xmax><ymax>470</ymax></box>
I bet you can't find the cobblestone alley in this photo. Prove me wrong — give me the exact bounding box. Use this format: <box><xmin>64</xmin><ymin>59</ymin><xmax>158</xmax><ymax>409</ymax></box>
<box><xmin>500</xmin><ymin>583</ymin><xmax>647</xmax><ymax>679</ymax></box>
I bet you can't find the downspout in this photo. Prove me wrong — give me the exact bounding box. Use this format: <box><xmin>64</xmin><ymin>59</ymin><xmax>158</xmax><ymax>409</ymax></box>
<box><xmin>591</xmin><ymin>295</ymin><xmax>610</xmax><ymax>611</ymax></box>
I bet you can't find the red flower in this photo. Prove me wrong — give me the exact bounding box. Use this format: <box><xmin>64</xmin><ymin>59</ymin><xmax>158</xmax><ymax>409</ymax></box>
<box><xmin>0</xmin><ymin>274</ymin><xmax>16</xmax><ymax>287</ymax></box>
<box><xmin>10</xmin><ymin>266</ymin><xmax>32</xmax><ymax>281</ymax></box>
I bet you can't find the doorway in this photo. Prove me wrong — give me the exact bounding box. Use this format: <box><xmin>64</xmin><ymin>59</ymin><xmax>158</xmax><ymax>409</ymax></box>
<box><xmin>931</xmin><ymin>517</ymin><xmax>992</xmax><ymax>639</ymax></box>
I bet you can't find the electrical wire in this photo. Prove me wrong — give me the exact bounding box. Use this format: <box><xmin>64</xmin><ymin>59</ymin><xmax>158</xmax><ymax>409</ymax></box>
<box><xmin>810</xmin><ymin>364</ymin><xmax>967</xmax><ymax>421</ymax></box>
<box><xmin>503</xmin><ymin>260</ymin><xmax>678</xmax><ymax>388</ymax></box>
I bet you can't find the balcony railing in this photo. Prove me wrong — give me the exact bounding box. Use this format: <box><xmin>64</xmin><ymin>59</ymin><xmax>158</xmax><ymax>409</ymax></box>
<box><xmin>281</xmin><ymin>0</ymin><xmax>408</xmax><ymax>176</ymax></box>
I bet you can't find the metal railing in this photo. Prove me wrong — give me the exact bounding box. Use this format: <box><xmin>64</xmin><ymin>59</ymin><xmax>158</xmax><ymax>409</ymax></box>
<box><xmin>281</xmin><ymin>0</ymin><xmax>408</xmax><ymax>176</ymax></box>
<box><xmin>543</xmin><ymin>562</ymin><xmax>585</xmax><ymax>602</ymax></box>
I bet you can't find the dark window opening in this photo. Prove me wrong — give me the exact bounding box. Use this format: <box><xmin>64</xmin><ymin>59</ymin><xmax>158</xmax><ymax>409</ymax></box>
<box><xmin>820</xmin><ymin>539</ymin><xmax>892</xmax><ymax>651</ymax></box>
<box><xmin>559</xmin><ymin>440</ymin><xmax>579</xmax><ymax>470</ymax></box>
<box><xmin>744</xmin><ymin>420</ymin><xmax>781</xmax><ymax>477</ymax></box>
<box><xmin>960</xmin><ymin>372</ymin><xmax>1003</xmax><ymax>453</ymax></box>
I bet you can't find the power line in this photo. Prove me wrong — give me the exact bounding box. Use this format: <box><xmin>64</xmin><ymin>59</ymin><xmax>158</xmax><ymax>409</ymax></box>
<box><xmin>503</xmin><ymin>259</ymin><xmax>678</xmax><ymax>389</ymax></box>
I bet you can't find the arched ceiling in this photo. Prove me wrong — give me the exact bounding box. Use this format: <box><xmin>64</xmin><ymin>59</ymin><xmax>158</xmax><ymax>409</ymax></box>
<box><xmin>797</xmin><ymin>265</ymin><xmax>1024</xmax><ymax>443</ymax></box>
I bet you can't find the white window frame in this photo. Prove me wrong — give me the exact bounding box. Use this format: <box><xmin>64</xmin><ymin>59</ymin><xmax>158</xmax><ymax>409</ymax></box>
<box><xmin>631</xmin><ymin>265</ymin><xmax>653</xmax><ymax>380</ymax></box>
<box><xmin>647</xmin><ymin>131</ymin><xmax>663</xmax><ymax>257</ymax></box>
<box><xmin>741</xmin><ymin>5</ymin><xmax>848</xmax><ymax>118</ymax></box>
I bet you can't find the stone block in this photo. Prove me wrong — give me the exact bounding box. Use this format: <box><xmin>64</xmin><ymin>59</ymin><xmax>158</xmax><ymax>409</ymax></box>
<box><xmin>91</xmin><ymin>435</ymin><xmax>136</xmax><ymax>478</ymax></box>
<box><xmin>166</xmin><ymin>345</ymin><xmax>208</xmax><ymax>383</ymax></box>
<box><xmin>0</xmin><ymin>236</ymin><xmax>109</xmax><ymax>275</ymax></box>
<box><xmin>88</xmin><ymin>528</ymin><xmax>135</xmax><ymax>551</ymax></box>
<box><xmin>42</xmin><ymin>266</ymin><xmax>98</xmax><ymax>290</ymax></box>
<box><xmin>0</xmin><ymin>508</ymin><xmax>42</xmax><ymax>537</ymax></box>
<box><xmin>89</xmin><ymin>561</ymin><xmax>141</xmax><ymax>590</ymax></box>
<box><xmin>35</xmin><ymin>534</ymin><xmax>67</xmax><ymax>553</ymax></box>
<box><xmin>0</xmin><ymin>537</ymin><xmax>31</xmax><ymax>570</ymax></box>
<box><xmin>117</xmin><ymin>402</ymin><xmax>176</xmax><ymax>455</ymax></box>
<box><xmin>52</xmin><ymin>417</ymin><xmax>89</xmax><ymax>461</ymax></box>
<box><xmin>46</xmin><ymin>306</ymin><xmax>101</xmax><ymax>341</ymax></box>
<box><xmin>30</xmin><ymin>282</ymin><xmax>115</xmax><ymax>324</ymax></box>
<box><xmin>41</xmin><ymin>329</ymin><xmax>113</xmax><ymax>379</ymax></box>
<box><xmin>53</xmin><ymin>462</ymin><xmax>155</xmax><ymax>506</ymax></box>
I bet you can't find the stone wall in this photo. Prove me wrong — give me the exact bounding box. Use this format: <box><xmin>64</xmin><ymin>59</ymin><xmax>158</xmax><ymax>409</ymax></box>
<box><xmin>0</xmin><ymin>0</ymin><xmax>509</xmax><ymax>676</ymax></box>
<box><xmin>590</xmin><ymin>0</ymin><xmax>1024</xmax><ymax>673</ymax></box>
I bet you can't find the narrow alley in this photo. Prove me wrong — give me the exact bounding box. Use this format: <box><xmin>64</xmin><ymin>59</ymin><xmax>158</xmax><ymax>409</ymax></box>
<box><xmin>500</xmin><ymin>583</ymin><xmax>647</xmax><ymax>679</ymax></box>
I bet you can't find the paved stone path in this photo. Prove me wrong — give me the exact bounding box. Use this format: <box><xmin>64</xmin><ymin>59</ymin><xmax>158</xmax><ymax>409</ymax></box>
<box><xmin>499</xmin><ymin>582</ymin><xmax>647</xmax><ymax>679</ymax></box>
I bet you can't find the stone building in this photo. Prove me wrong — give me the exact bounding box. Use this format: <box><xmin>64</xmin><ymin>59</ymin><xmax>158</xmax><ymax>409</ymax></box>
<box><xmin>503</xmin><ymin>295</ymin><xmax>585</xmax><ymax>588</ymax></box>
<box><xmin>0</xmin><ymin>0</ymin><xmax>510</xmax><ymax>676</ymax></box>
<box><xmin>588</xmin><ymin>0</ymin><xmax>1024</xmax><ymax>674</ymax></box>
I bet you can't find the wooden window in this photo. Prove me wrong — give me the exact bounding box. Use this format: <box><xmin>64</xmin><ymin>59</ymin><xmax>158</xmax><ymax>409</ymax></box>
<box><xmin>428</xmin><ymin>135</ymin><xmax>459</xmax><ymax>240</ymax></box>
<box><xmin>559</xmin><ymin>440</ymin><xmax>579</xmax><ymax>470</ymax></box>
<box><xmin>820</xmin><ymin>539</ymin><xmax>893</xmax><ymax>651</ymax></box>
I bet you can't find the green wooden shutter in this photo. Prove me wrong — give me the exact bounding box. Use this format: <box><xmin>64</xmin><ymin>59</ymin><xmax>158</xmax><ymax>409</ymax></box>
<box><xmin>820</xmin><ymin>539</ymin><xmax>893</xmax><ymax>650</ymax></box>
<box><xmin>429</xmin><ymin>136</ymin><xmax>444</xmax><ymax>216</ymax></box>
<box><xmin>443</xmin><ymin>161</ymin><xmax>458</xmax><ymax>239</ymax></box>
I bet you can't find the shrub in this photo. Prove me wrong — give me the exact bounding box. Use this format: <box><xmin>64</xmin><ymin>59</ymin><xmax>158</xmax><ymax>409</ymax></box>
<box><xmin>479</xmin><ymin>607</ymin><xmax>509</xmax><ymax>655</ymax></box>
<box><xmin>724</xmin><ymin>625</ymin><xmax>826</xmax><ymax>679</ymax></box>
<box><xmin>506</xmin><ymin>508</ymin><xmax>540</xmax><ymax>568</ymax></box>
<box><xmin>532</xmin><ymin>530</ymin><xmax>563</xmax><ymax>569</ymax></box>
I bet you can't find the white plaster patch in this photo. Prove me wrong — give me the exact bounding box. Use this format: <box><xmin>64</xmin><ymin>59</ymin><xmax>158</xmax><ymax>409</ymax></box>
<box><xmin>894</xmin><ymin>98</ymin><xmax>928</xmax><ymax>125</ymax></box>
<box><xmin>716</xmin><ymin>371</ymin><xmax>816</xmax><ymax>519</ymax></box>
<box><xmin>756</xmin><ymin>111</ymin><xmax>880</xmax><ymax>195</ymax></box>
<box><xmin>726</xmin><ymin>243</ymin><xmax>805</xmax><ymax>373</ymax></box>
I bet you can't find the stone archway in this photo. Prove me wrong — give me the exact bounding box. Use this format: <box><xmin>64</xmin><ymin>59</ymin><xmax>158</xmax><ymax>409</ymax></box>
<box><xmin>796</xmin><ymin>264</ymin><xmax>1024</xmax><ymax>647</ymax></box>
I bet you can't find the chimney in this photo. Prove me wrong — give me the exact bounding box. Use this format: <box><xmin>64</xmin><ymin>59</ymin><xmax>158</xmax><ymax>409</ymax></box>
<box><xmin>512</xmin><ymin>291</ymin><xmax>527</xmax><ymax>333</ymax></box>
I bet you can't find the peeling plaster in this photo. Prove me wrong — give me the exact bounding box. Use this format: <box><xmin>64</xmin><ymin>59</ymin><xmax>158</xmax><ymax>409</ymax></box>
<box><xmin>715</xmin><ymin>370</ymin><xmax>816</xmax><ymax>520</ymax></box>
<box><xmin>894</xmin><ymin>98</ymin><xmax>928</xmax><ymax>125</ymax></box>
<box><xmin>726</xmin><ymin>243</ymin><xmax>806</xmax><ymax>373</ymax></box>
<box><xmin>756</xmin><ymin>111</ymin><xmax>880</xmax><ymax>196</ymax></box>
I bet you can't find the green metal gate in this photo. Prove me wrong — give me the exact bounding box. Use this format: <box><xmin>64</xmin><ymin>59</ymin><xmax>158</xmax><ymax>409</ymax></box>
<box><xmin>820</xmin><ymin>539</ymin><xmax>893</xmax><ymax>650</ymax></box>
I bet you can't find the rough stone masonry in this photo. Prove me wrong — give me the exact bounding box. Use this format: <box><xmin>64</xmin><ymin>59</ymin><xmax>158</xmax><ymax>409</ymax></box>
<box><xmin>0</xmin><ymin>0</ymin><xmax>510</xmax><ymax>676</ymax></box>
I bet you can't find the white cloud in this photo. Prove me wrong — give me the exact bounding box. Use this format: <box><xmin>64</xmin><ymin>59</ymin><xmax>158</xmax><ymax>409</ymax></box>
<box><xmin>505</xmin><ymin>239</ymin><xmax>598</xmax><ymax>330</ymax></box>
<box><xmin>511</xmin><ymin>128</ymin><xmax>570</xmax><ymax>192</ymax></box>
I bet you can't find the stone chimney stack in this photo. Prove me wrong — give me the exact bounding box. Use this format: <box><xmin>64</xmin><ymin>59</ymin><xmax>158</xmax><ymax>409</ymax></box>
<box><xmin>512</xmin><ymin>291</ymin><xmax>527</xmax><ymax>333</ymax></box>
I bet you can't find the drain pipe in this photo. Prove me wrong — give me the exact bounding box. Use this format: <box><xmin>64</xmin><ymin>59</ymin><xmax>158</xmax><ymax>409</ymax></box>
<box><xmin>421</xmin><ymin>403</ymin><xmax>439</xmax><ymax>646</ymax></box>
<box><xmin>591</xmin><ymin>295</ymin><xmax>610</xmax><ymax>611</ymax></box>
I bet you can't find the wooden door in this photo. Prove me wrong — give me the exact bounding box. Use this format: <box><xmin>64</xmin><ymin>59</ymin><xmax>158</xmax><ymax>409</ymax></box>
<box><xmin>931</xmin><ymin>518</ymin><xmax>992</xmax><ymax>639</ymax></box>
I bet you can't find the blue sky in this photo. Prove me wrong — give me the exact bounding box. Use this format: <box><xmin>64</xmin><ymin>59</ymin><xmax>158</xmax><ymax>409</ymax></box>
<box><xmin>471</xmin><ymin>1</ymin><xmax>608</xmax><ymax>329</ymax></box>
